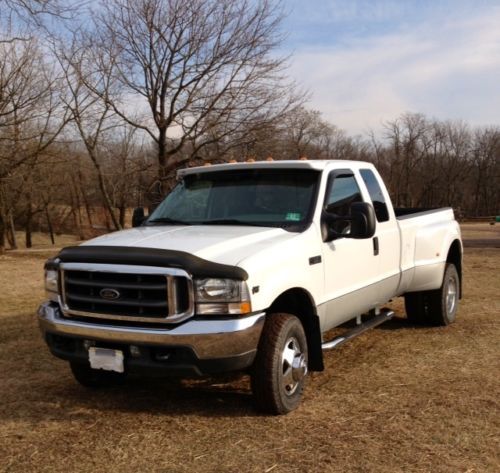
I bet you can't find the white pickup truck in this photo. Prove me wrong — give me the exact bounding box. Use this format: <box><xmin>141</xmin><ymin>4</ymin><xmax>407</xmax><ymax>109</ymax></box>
<box><xmin>38</xmin><ymin>160</ymin><xmax>462</xmax><ymax>414</ymax></box>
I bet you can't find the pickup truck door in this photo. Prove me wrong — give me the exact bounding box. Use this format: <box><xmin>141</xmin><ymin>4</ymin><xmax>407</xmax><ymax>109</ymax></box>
<box><xmin>320</xmin><ymin>170</ymin><xmax>381</xmax><ymax>330</ymax></box>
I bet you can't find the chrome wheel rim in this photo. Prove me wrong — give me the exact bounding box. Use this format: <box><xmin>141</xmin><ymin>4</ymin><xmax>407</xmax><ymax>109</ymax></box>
<box><xmin>281</xmin><ymin>336</ymin><xmax>307</xmax><ymax>396</ymax></box>
<box><xmin>446</xmin><ymin>275</ymin><xmax>458</xmax><ymax>318</ymax></box>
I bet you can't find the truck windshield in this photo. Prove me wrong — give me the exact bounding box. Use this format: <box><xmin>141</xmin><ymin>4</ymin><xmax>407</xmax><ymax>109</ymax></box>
<box><xmin>146</xmin><ymin>168</ymin><xmax>320</xmax><ymax>230</ymax></box>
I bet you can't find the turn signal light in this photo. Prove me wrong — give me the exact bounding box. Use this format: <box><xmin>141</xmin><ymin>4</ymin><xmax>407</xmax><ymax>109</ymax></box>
<box><xmin>238</xmin><ymin>301</ymin><xmax>252</xmax><ymax>314</ymax></box>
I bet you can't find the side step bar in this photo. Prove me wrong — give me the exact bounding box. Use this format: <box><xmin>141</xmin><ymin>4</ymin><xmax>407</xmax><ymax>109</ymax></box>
<box><xmin>322</xmin><ymin>309</ymin><xmax>394</xmax><ymax>351</ymax></box>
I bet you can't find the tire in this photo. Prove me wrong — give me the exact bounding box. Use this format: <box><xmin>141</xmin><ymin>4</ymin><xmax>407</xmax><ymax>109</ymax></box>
<box><xmin>70</xmin><ymin>362</ymin><xmax>126</xmax><ymax>388</ymax></box>
<box><xmin>404</xmin><ymin>263</ymin><xmax>460</xmax><ymax>326</ymax></box>
<box><xmin>251</xmin><ymin>313</ymin><xmax>308</xmax><ymax>415</ymax></box>
<box><xmin>404</xmin><ymin>292</ymin><xmax>428</xmax><ymax>324</ymax></box>
<box><xmin>427</xmin><ymin>263</ymin><xmax>460</xmax><ymax>326</ymax></box>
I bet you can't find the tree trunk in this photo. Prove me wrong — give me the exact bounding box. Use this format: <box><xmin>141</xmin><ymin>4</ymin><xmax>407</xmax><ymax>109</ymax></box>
<box><xmin>0</xmin><ymin>215</ymin><xmax>5</xmax><ymax>255</ymax></box>
<box><xmin>95</xmin><ymin>171</ymin><xmax>120</xmax><ymax>231</ymax></box>
<box><xmin>8</xmin><ymin>212</ymin><xmax>17</xmax><ymax>249</ymax></box>
<box><xmin>83</xmin><ymin>194</ymin><xmax>93</xmax><ymax>228</ymax></box>
<box><xmin>46</xmin><ymin>207</ymin><xmax>55</xmax><ymax>245</ymax></box>
<box><xmin>154</xmin><ymin>127</ymin><xmax>168</xmax><ymax>203</ymax></box>
<box><xmin>77</xmin><ymin>168</ymin><xmax>94</xmax><ymax>227</ymax></box>
<box><xmin>70</xmin><ymin>188</ymin><xmax>84</xmax><ymax>240</ymax></box>
<box><xmin>119</xmin><ymin>203</ymin><xmax>126</xmax><ymax>229</ymax></box>
<box><xmin>25</xmin><ymin>212</ymin><xmax>33</xmax><ymax>248</ymax></box>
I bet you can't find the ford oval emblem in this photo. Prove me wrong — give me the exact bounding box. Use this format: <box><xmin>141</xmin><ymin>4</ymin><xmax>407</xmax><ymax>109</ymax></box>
<box><xmin>99</xmin><ymin>288</ymin><xmax>121</xmax><ymax>300</ymax></box>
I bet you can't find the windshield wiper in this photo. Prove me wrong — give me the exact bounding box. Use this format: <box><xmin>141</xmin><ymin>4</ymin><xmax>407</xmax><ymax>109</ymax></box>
<box><xmin>148</xmin><ymin>217</ymin><xmax>276</xmax><ymax>227</ymax></box>
<box><xmin>199</xmin><ymin>219</ymin><xmax>267</xmax><ymax>227</ymax></box>
<box><xmin>147</xmin><ymin>217</ymin><xmax>192</xmax><ymax>225</ymax></box>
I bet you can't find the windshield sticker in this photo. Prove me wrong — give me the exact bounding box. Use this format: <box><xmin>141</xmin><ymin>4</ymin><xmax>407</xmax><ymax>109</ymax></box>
<box><xmin>285</xmin><ymin>212</ymin><xmax>301</xmax><ymax>221</ymax></box>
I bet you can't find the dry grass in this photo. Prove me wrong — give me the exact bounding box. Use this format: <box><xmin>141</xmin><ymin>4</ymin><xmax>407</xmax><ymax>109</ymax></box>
<box><xmin>0</xmin><ymin>234</ymin><xmax>499</xmax><ymax>472</ymax></box>
<box><xmin>10</xmin><ymin>231</ymin><xmax>81</xmax><ymax>251</ymax></box>
<box><xmin>461</xmin><ymin>222</ymin><xmax>500</xmax><ymax>240</ymax></box>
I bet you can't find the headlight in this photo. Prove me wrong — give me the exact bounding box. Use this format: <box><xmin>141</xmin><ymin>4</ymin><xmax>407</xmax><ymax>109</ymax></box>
<box><xmin>45</xmin><ymin>269</ymin><xmax>58</xmax><ymax>292</ymax></box>
<box><xmin>194</xmin><ymin>278</ymin><xmax>251</xmax><ymax>315</ymax></box>
<box><xmin>195</xmin><ymin>278</ymin><xmax>242</xmax><ymax>301</ymax></box>
<box><xmin>45</xmin><ymin>269</ymin><xmax>59</xmax><ymax>302</ymax></box>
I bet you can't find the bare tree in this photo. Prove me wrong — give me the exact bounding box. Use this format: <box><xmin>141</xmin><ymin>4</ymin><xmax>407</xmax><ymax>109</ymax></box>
<box><xmin>75</xmin><ymin>0</ymin><xmax>302</xmax><ymax>200</ymax></box>
<box><xmin>55</xmin><ymin>38</ymin><xmax>127</xmax><ymax>230</ymax></box>
<box><xmin>471</xmin><ymin>127</ymin><xmax>500</xmax><ymax>216</ymax></box>
<box><xmin>0</xmin><ymin>39</ymin><xmax>71</xmax><ymax>252</ymax></box>
<box><xmin>232</xmin><ymin>107</ymin><xmax>362</xmax><ymax>162</ymax></box>
<box><xmin>0</xmin><ymin>0</ymin><xmax>82</xmax><ymax>43</ymax></box>
<box><xmin>103</xmin><ymin>125</ymin><xmax>155</xmax><ymax>227</ymax></box>
<box><xmin>382</xmin><ymin>113</ymin><xmax>432</xmax><ymax>206</ymax></box>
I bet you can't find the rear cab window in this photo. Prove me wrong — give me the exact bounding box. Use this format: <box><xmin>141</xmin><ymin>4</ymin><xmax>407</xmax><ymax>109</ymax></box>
<box><xmin>359</xmin><ymin>169</ymin><xmax>389</xmax><ymax>222</ymax></box>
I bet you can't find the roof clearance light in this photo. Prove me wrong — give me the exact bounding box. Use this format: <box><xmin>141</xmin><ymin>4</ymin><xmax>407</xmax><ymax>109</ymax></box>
<box><xmin>299</xmin><ymin>156</ymin><xmax>308</xmax><ymax>160</ymax></box>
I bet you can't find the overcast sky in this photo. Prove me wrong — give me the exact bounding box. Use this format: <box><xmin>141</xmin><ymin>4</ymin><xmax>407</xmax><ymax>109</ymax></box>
<box><xmin>281</xmin><ymin>0</ymin><xmax>500</xmax><ymax>135</ymax></box>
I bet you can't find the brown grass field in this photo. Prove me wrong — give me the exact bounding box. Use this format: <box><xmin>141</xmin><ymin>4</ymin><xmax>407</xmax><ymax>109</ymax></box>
<box><xmin>0</xmin><ymin>224</ymin><xmax>499</xmax><ymax>472</ymax></box>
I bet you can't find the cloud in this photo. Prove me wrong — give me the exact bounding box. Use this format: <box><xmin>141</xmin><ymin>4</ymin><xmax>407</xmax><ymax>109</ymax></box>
<box><xmin>287</xmin><ymin>3</ymin><xmax>500</xmax><ymax>135</ymax></box>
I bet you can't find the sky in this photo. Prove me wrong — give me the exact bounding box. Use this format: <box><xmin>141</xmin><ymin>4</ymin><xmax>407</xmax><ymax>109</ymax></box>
<box><xmin>282</xmin><ymin>0</ymin><xmax>500</xmax><ymax>135</ymax></box>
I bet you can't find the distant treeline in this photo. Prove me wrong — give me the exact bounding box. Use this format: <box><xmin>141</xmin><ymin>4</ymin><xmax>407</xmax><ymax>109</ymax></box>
<box><xmin>1</xmin><ymin>108</ymin><xmax>498</xmax><ymax>251</ymax></box>
<box><xmin>0</xmin><ymin>0</ymin><xmax>498</xmax><ymax>251</ymax></box>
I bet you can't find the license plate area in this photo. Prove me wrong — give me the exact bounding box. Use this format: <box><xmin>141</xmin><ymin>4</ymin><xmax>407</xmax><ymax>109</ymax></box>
<box><xmin>88</xmin><ymin>347</ymin><xmax>124</xmax><ymax>373</ymax></box>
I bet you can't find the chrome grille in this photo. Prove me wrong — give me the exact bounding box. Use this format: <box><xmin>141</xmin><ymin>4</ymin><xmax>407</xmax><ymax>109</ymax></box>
<box><xmin>60</xmin><ymin>263</ymin><xmax>194</xmax><ymax>324</ymax></box>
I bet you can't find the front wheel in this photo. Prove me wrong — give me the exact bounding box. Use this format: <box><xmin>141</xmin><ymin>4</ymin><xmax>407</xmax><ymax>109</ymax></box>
<box><xmin>251</xmin><ymin>313</ymin><xmax>308</xmax><ymax>415</ymax></box>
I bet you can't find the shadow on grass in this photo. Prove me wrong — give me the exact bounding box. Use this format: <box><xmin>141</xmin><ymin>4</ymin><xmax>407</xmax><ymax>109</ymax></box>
<box><xmin>12</xmin><ymin>368</ymin><xmax>260</xmax><ymax>420</ymax></box>
<box><xmin>376</xmin><ymin>314</ymin><xmax>431</xmax><ymax>331</ymax></box>
<box><xmin>337</xmin><ymin>314</ymin><xmax>431</xmax><ymax>331</ymax></box>
<box><xmin>44</xmin><ymin>372</ymin><xmax>260</xmax><ymax>418</ymax></box>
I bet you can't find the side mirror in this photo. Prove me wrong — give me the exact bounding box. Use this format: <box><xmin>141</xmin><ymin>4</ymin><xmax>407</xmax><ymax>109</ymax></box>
<box><xmin>349</xmin><ymin>202</ymin><xmax>376</xmax><ymax>239</ymax></box>
<box><xmin>321</xmin><ymin>202</ymin><xmax>376</xmax><ymax>242</ymax></box>
<box><xmin>132</xmin><ymin>207</ymin><xmax>146</xmax><ymax>227</ymax></box>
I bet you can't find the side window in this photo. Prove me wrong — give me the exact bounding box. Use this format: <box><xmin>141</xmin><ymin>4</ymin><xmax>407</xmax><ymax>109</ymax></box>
<box><xmin>325</xmin><ymin>173</ymin><xmax>363</xmax><ymax>235</ymax></box>
<box><xmin>325</xmin><ymin>174</ymin><xmax>363</xmax><ymax>214</ymax></box>
<box><xmin>359</xmin><ymin>169</ymin><xmax>389</xmax><ymax>222</ymax></box>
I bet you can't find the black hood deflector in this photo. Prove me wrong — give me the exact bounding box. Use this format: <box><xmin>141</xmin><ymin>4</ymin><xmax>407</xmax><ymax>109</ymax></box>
<box><xmin>46</xmin><ymin>245</ymin><xmax>248</xmax><ymax>280</ymax></box>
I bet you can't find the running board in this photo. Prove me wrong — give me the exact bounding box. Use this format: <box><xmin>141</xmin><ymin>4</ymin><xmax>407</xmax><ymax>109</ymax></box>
<box><xmin>322</xmin><ymin>309</ymin><xmax>394</xmax><ymax>351</ymax></box>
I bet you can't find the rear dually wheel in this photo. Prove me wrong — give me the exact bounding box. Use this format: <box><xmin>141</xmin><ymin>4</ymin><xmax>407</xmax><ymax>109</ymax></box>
<box><xmin>404</xmin><ymin>263</ymin><xmax>460</xmax><ymax>326</ymax></box>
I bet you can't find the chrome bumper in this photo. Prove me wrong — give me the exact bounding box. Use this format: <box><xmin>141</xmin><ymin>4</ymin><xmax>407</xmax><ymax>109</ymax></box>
<box><xmin>38</xmin><ymin>302</ymin><xmax>265</xmax><ymax>360</ymax></box>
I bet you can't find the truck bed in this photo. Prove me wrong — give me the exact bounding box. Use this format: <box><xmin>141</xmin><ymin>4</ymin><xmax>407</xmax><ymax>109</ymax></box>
<box><xmin>395</xmin><ymin>207</ymin><xmax>459</xmax><ymax>295</ymax></box>
<box><xmin>395</xmin><ymin>207</ymin><xmax>452</xmax><ymax>219</ymax></box>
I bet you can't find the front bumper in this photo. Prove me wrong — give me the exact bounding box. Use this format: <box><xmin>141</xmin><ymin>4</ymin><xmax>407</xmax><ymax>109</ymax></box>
<box><xmin>38</xmin><ymin>302</ymin><xmax>265</xmax><ymax>376</ymax></box>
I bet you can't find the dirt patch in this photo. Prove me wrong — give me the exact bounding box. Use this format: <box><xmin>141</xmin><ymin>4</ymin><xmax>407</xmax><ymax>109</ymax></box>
<box><xmin>8</xmin><ymin>231</ymin><xmax>81</xmax><ymax>251</ymax></box>
<box><xmin>459</xmin><ymin>222</ymin><xmax>499</xmax><ymax>248</ymax></box>
<box><xmin>463</xmin><ymin>239</ymin><xmax>500</xmax><ymax>248</ymax></box>
<box><xmin>461</xmin><ymin>222</ymin><xmax>500</xmax><ymax>240</ymax></box>
<box><xmin>0</xmin><ymin>242</ymin><xmax>499</xmax><ymax>472</ymax></box>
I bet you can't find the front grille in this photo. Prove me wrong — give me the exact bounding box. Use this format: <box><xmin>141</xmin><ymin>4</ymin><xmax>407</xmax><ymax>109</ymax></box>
<box><xmin>60</xmin><ymin>264</ymin><xmax>193</xmax><ymax>324</ymax></box>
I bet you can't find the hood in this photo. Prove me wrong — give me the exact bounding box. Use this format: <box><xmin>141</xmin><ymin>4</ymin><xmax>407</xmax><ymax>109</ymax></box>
<box><xmin>82</xmin><ymin>225</ymin><xmax>297</xmax><ymax>267</ymax></box>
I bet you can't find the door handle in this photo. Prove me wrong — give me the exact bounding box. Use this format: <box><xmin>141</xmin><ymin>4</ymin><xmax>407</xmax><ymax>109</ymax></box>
<box><xmin>373</xmin><ymin>237</ymin><xmax>379</xmax><ymax>256</ymax></box>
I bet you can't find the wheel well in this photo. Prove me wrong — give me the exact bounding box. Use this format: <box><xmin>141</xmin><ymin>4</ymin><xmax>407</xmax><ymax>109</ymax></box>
<box><xmin>268</xmin><ymin>288</ymin><xmax>324</xmax><ymax>371</ymax></box>
<box><xmin>447</xmin><ymin>239</ymin><xmax>462</xmax><ymax>298</ymax></box>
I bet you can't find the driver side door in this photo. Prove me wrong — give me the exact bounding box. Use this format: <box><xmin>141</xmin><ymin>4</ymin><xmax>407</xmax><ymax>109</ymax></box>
<box><xmin>321</xmin><ymin>170</ymin><xmax>380</xmax><ymax>330</ymax></box>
